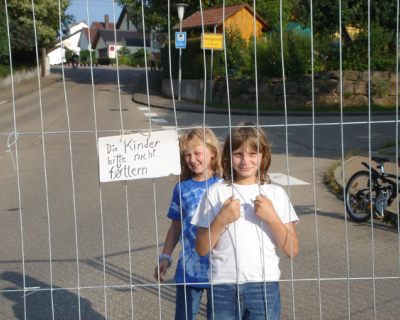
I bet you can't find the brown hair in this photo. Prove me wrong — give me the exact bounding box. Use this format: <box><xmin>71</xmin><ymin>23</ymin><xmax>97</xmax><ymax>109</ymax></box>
<box><xmin>222</xmin><ymin>122</ymin><xmax>271</xmax><ymax>184</ymax></box>
<box><xmin>178</xmin><ymin>128</ymin><xmax>222</xmax><ymax>181</ymax></box>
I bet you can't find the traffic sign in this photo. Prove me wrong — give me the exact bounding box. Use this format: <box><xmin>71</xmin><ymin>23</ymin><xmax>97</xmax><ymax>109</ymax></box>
<box><xmin>153</xmin><ymin>32</ymin><xmax>167</xmax><ymax>49</ymax></box>
<box><xmin>201</xmin><ymin>33</ymin><xmax>224</xmax><ymax>50</ymax></box>
<box><xmin>175</xmin><ymin>32</ymin><xmax>186</xmax><ymax>49</ymax></box>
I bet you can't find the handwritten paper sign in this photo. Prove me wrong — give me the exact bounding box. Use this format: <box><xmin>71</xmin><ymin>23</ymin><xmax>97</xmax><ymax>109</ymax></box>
<box><xmin>98</xmin><ymin>130</ymin><xmax>180</xmax><ymax>182</ymax></box>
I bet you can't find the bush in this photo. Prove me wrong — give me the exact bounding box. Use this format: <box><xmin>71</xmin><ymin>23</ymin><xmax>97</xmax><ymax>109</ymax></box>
<box><xmin>131</xmin><ymin>49</ymin><xmax>150</xmax><ymax>67</ymax></box>
<box><xmin>372</xmin><ymin>77</ymin><xmax>390</xmax><ymax>98</ymax></box>
<box><xmin>0</xmin><ymin>63</ymin><xmax>37</xmax><ymax>78</ymax></box>
<box><xmin>65</xmin><ymin>50</ymin><xmax>72</xmax><ymax>62</ymax></box>
<box><xmin>244</xmin><ymin>30</ymin><xmax>312</xmax><ymax>77</ymax></box>
<box><xmin>342</xmin><ymin>24</ymin><xmax>396</xmax><ymax>71</ymax></box>
<box><xmin>224</xmin><ymin>25</ymin><xmax>247</xmax><ymax>70</ymax></box>
<box><xmin>80</xmin><ymin>50</ymin><xmax>96</xmax><ymax>63</ymax></box>
<box><xmin>98</xmin><ymin>58</ymin><xmax>113</xmax><ymax>65</ymax></box>
<box><xmin>117</xmin><ymin>56</ymin><xmax>130</xmax><ymax>65</ymax></box>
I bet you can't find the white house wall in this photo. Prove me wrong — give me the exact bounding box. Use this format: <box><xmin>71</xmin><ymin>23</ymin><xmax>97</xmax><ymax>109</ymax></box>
<box><xmin>48</xmin><ymin>47</ymin><xmax>66</xmax><ymax>65</ymax></box>
<box><xmin>78</xmin><ymin>31</ymin><xmax>90</xmax><ymax>51</ymax></box>
<box><xmin>67</xmin><ymin>31</ymin><xmax>83</xmax><ymax>53</ymax></box>
<box><xmin>119</xmin><ymin>14</ymin><xmax>138</xmax><ymax>31</ymax></box>
<box><xmin>69</xmin><ymin>22</ymin><xmax>88</xmax><ymax>34</ymax></box>
<box><xmin>95</xmin><ymin>37</ymin><xmax>107</xmax><ymax>58</ymax></box>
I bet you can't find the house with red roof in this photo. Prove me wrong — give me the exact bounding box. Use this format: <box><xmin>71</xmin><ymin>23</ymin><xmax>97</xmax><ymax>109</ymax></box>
<box><xmin>47</xmin><ymin>21</ymin><xmax>89</xmax><ymax>65</ymax></box>
<box><xmin>91</xmin><ymin>6</ymin><xmax>160</xmax><ymax>59</ymax></box>
<box><xmin>172</xmin><ymin>3</ymin><xmax>270</xmax><ymax>41</ymax></box>
<box><xmin>78</xmin><ymin>15</ymin><xmax>115</xmax><ymax>51</ymax></box>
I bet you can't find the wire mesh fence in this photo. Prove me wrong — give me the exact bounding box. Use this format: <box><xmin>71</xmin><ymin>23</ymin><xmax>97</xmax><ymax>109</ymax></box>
<box><xmin>1</xmin><ymin>0</ymin><xmax>400</xmax><ymax>319</ymax></box>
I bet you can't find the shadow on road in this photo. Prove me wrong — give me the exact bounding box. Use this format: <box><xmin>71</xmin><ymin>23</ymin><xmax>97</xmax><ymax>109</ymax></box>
<box><xmin>1</xmin><ymin>271</ymin><xmax>104</xmax><ymax>319</ymax></box>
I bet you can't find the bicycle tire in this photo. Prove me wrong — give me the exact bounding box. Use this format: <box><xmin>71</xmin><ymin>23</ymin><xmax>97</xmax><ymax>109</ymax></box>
<box><xmin>345</xmin><ymin>170</ymin><xmax>380</xmax><ymax>222</ymax></box>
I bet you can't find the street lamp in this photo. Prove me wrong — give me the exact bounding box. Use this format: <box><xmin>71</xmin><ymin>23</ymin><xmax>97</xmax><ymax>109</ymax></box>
<box><xmin>174</xmin><ymin>3</ymin><xmax>188</xmax><ymax>101</ymax></box>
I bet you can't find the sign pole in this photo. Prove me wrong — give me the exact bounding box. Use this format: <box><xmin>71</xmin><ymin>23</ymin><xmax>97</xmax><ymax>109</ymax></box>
<box><xmin>210</xmin><ymin>26</ymin><xmax>217</xmax><ymax>103</ymax></box>
<box><xmin>174</xmin><ymin>3</ymin><xmax>188</xmax><ymax>101</ymax></box>
<box><xmin>179</xmin><ymin>21</ymin><xmax>182</xmax><ymax>101</ymax></box>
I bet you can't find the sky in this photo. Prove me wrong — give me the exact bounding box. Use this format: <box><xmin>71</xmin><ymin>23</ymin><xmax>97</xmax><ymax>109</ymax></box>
<box><xmin>65</xmin><ymin>0</ymin><xmax>123</xmax><ymax>27</ymax></box>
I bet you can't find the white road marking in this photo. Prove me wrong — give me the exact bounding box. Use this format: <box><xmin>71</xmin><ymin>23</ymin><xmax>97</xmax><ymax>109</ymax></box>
<box><xmin>144</xmin><ymin>113</ymin><xmax>158</xmax><ymax>117</ymax></box>
<box><xmin>152</xmin><ymin>119</ymin><xmax>168</xmax><ymax>123</ymax></box>
<box><xmin>0</xmin><ymin>100</ymin><xmax>7</xmax><ymax>105</ymax></box>
<box><xmin>137</xmin><ymin>107</ymin><xmax>149</xmax><ymax>111</ymax></box>
<box><xmin>269</xmin><ymin>173</ymin><xmax>310</xmax><ymax>186</ymax></box>
<box><xmin>162</xmin><ymin>126</ymin><xmax>177</xmax><ymax>130</ymax></box>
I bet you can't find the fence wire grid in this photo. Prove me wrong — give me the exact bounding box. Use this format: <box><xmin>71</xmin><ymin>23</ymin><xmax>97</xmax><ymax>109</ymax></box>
<box><xmin>1</xmin><ymin>0</ymin><xmax>400</xmax><ymax>319</ymax></box>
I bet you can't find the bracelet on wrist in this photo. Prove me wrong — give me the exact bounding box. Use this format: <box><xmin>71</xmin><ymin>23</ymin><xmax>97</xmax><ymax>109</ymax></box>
<box><xmin>159</xmin><ymin>253</ymin><xmax>172</xmax><ymax>268</ymax></box>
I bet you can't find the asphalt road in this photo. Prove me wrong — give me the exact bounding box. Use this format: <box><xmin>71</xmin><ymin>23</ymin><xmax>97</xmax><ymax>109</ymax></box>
<box><xmin>1</xmin><ymin>66</ymin><xmax>399</xmax><ymax>319</ymax></box>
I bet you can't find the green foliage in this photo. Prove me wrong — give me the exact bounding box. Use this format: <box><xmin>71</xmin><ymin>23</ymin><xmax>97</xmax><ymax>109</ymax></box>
<box><xmin>297</xmin><ymin>0</ymin><xmax>398</xmax><ymax>40</ymax></box>
<box><xmin>236</xmin><ymin>87</ymin><xmax>249</xmax><ymax>94</ymax></box>
<box><xmin>79</xmin><ymin>50</ymin><xmax>96</xmax><ymax>63</ymax></box>
<box><xmin>0</xmin><ymin>63</ymin><xmax>37</xmax><ymax>78</ymax></box>
<box><xmin>0</xmin><ymin>65</ymin><xmax>11</xmax><ymax>77</ymax></box>
<box><xmin>4</xmin><ymin>0</ymin><xmax>74</xmax><ymax>66</ymax></box>
<box><xmin>244</xmin><ymin>30</ymin><xmax>311</xmax><ymax>77</ymax></box>
<box><xmin>0</xmin><ymin>2</ymin><xmax>9</xmax><ymax>65</ymax></box>
<box><xmin>117</xmin><ymin>56</ymin><xmax>131</xmax><ymax>65</ymax></box>
<box><xmin>341</xmin><ymin>25</ymin><xmax>397</xmax><ymax>71</ymax></box>
<box><xmin>116</xmin><ymin>0</ymin><xmax>284</xmax><ymax>32</ymax></box>
<box><xmin>98</xmin><ymin>58</ymin><xmax>113</xmax><ymax>65</ymax></box>
<box><xmin>372</xmin><ymin>77</ymin><xmax>390</xmax><ymax>98</ymax></box>
<box><xmin>344</xmin><ymin>92</ymin><xmax>353</xmax><ymax>99</ymax></box>
<box><xmin>6</xmin><ymin>0</ymin><xmax>73</xmax><ymax>48</ymax></box>
<box><xmin>162</xmin><ymin>38</ymin><xmax>220</xmax><ymax>79</ymax></box>
<box><xmin>131</xmin><ymin>49</ymin><xmax>150</xmax><ymax>67</ymax></box>
<box><xmin>65</xmin><ymin>50</ymin><xmax>72</xmax><ymax>62</ymax></box>
<box><xmin>118</xmin><ymin>39</ymin><xmax>131</xmax><ymax>57</ymax></box>
<box><xmin>224</xmin><ymin>26</ymin><xmax>247</xmax><ymax>70</ymax></box>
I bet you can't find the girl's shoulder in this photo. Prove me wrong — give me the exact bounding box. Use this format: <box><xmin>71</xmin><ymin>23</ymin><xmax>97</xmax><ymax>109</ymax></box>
<box><xmin>207</xmin><ymin>180</ymin><xmax>230</xmax><ymax>193</ymax></box>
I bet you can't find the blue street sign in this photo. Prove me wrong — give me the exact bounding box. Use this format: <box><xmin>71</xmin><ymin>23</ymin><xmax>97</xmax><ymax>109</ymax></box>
<box><xmin>175</xmin><ymin>32</ymin><xmax>187</xmax><ymax>49</ymax></box>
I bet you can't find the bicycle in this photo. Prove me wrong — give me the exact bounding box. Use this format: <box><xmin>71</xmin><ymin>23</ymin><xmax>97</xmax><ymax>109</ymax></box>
<box><xmin>345</xmin><ymin>156</ymin><xmax>400</xmax><ymax>222</ymax></box>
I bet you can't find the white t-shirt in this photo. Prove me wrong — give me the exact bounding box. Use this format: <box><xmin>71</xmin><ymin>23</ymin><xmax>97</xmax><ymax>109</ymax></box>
<box><xmin>191</xmin><ymin>181</ymin><xmax>299</xmax><ymax>284</ymax></box>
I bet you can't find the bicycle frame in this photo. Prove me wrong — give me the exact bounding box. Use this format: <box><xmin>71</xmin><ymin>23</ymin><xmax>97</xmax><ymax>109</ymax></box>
<box><xmin>361</xmin><ymin>161</ymin><xmax>399</xmax><ymax>207</ymax></box>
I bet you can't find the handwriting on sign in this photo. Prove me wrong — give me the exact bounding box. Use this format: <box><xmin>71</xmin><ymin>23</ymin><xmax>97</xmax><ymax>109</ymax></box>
<box><xmin>98</xmin><ymin>131</ymin><xmax>180</xmax><ymax>182</ymax></box>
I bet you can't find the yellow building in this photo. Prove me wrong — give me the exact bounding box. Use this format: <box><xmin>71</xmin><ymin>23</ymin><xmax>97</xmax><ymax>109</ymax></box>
<box><xmin>172</xmin><ymin>3</ymin><xmax>270</xmax><ymax>41</ymax></box>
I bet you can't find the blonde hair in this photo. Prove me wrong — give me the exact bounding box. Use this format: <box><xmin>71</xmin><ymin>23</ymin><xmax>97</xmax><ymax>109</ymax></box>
<box><xmin>178</xmin><ymin>128</ymin><xmax>222</xmax><ymax>181</ymax></box>
<box><xmin>222</xmin><ymin>122</ymin><xmax>271</xmax><ymax>185</ymax></box>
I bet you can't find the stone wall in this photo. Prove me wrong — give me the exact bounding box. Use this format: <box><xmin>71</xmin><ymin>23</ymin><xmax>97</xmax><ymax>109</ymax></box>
<box><xmin>0</xmin><ymin>66</ymin><xmax>39</xmax><ymax>90</ymax></box>
<box><xmin>212</xmin><ymin>70</ymin><xmax>400</xmax><ymax>108</ymax></box>
<box><xmin>162</xmin><ymin>79</ymin><xmax>213</xmax><ymax>103</ymax></box>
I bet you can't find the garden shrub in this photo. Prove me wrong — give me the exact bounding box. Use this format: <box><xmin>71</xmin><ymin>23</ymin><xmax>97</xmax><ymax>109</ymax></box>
<box><xmin>372</xmin><ymin>77</ymin><xmax>390</xmax><ymax>98</ymax></box>
<box><xmin>342</xmin><ymin>24</ymin><xmax>396</xmax><ymax>71</ymax></box>
<box><xmin>116</xmin><ymin>56</ymin><xmax>131</xmax><ymax>65</ymax></box>
<box><xmin>80</xmin><ymin>50</ymin><xmax>96</xmax><ymax>63</ymax></box>
<box><xmin>98</xmin><ymin>58</ymin><xmax>113</xmax><ymax>65</ymax></box>
<box><xmin>131</xmin><ymin>49</ymin><xmax>150</xmax><ymax>67</ymax></box>
<box><xmin>244</xmin><ymin>30</ymin><xmax>312</xmax><ymax>77</ymax></box>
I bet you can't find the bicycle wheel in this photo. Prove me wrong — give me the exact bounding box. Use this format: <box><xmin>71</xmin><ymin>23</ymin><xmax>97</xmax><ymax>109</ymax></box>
<box><xmin>345</xmin><ymin>170</ymin><xmax>380</xmax><ymax>222</ymax></box>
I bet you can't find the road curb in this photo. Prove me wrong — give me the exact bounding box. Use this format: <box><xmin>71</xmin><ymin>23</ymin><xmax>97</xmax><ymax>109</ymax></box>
<box><xmin>132</xmin><ymin>93</ymin><xmax>399</xmax><ymax>117</ymax></box>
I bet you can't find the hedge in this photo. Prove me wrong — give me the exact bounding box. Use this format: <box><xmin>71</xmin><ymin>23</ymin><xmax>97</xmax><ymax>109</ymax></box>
<box><xmin>80</xmin><ymin>50</ymin><xmax>96</xmax><ymax>63</ymax></box>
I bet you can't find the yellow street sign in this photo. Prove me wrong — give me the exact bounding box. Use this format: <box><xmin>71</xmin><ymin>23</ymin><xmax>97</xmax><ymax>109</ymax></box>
<box><xmin>201</xmin><ymin>33</ymin><xmax>224</xmax><ymax>50</ymax></box>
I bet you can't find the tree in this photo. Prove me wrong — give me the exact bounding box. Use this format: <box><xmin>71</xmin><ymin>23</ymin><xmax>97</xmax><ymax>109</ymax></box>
<box><xmin>116</xmin><ymin>0</ymin><xmax>297</xmax><ymax>32</ymax></box>
<box><xmin>0</xmin><ymin>2</ymin><xmax>9</xmax><ymax>65</ymax></box>
<box><xmin>118</xmin><ymin>39</ymin><xmax>131</xmax><ymax>57</ymax></box>
<box><xmin>296</xmin><ymin>0</ymin><xmax>398</xmax><ymax>45</ymax></box>
<box><xmin>4</xmin><ymin>0</ymin><xmax>74</xmax><ymax>64</ymax></box>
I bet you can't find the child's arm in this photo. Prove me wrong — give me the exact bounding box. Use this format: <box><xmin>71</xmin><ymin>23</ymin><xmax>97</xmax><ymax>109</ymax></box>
<box><xmin>154</xmin><ymin>220</ymin><xmax>181</xmax><ymax>282</ymax></box>
<box><xmin>254</xmin><ymin>194</ymin><xmax>299</xmax><ymax>258</ymax></box>
<box><xmin>195</xmin><ymin>196</ymin><xmax>241</xmax><ymax>257</ymax></box>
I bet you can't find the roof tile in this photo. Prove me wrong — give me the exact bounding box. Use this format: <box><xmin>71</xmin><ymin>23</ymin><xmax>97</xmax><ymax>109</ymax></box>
<box><xmin>173</xmin><ymin>3</ymin><xmax>244</xmax><ymax>30</ymax></box>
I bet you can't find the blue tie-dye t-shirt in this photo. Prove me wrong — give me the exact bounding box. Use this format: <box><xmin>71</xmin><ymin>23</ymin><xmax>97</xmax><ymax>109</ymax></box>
<box><xmin>167</xmin><ymin>174</ymin><xmax>219</xmax><ymax>288</ymax></box>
